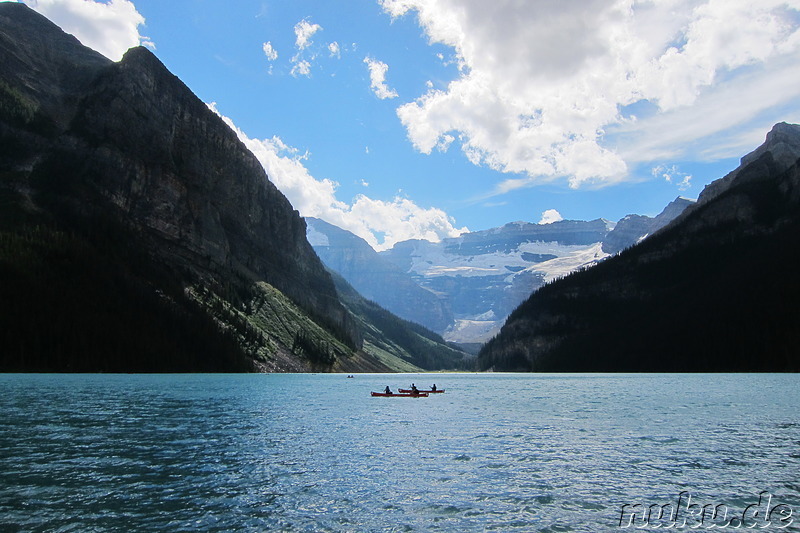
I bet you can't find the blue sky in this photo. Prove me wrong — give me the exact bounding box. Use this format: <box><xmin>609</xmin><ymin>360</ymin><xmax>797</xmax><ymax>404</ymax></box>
<box><xmin>16</xmin><ymin>0</ymin><xmax>800</xmax><ymax>249</ymax></box>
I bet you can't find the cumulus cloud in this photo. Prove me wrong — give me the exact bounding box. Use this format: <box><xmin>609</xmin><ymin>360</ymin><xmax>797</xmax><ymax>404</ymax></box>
<box><xmin>380</xmin><ymin>0</ymin><xmax>800</xmax><ymax>191</ymax></box>
<box><xmin>22</xmin><ymin>0</ymin><xmax>149</xmax><ymax>61</ymax></box>
<box><xmin>290</xmin><ymin>59</ymin><xmax>312</xmax><ymax>78</ymax></box>
<box><xmin>207</xmin><ymin>104</ymin><xmax>466</xmax><ymax>250</ymax></box>
<box><xmin>652</xmin><ymin>164</ymin><xmax>692</xmax><ymax>191</ymax></box>
<box><xmin>538</xmin><ymin>209</ymin><xmax>564</xmax><ymax>225</ymax></box>
<box><xmin>364</xmin><ymin>56</ymin><xmax>398</xmax><ymax>99</ymax></box>
<box><xmin>294</xmin><ymin>18</ymin><xmax>321</xmax><ymax>50</ymax></box>
<box><xmin>328</xmin><ymin>41</ymin><xmax>341</xmax><ymax>58</ymax></box>
<box><xmin>262</xmin><ymin>41</ymin><xmax>278</xmax><ymax>61</ymax></box>
<box><xmin>288</xmin><ymin>18</ymin><xmax>323</xmax><ymax>77</ymax></box>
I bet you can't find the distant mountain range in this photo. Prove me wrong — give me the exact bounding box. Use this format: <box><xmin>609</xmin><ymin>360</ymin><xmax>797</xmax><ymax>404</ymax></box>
<box><xmin>0</xmin><ymin>4</ymin><xmax>468</xmax><ymax>372</ymax></box>
<box><xmin>479</xmin><ymin>122</ymin><xmax>800</xmax><ymax>371</ymax></box>
<box><xmin>308</xmin><ymin>197</ymin><xmax>693</xmax><ymax>345</ymax></box>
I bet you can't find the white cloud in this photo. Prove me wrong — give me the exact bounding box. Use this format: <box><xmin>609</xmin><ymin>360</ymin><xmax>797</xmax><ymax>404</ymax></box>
<box><xmin>294</xmin><ymin>18</ymin><xmax>321</xmax><ymax>50</ymax></box>
<box><xmin>652</xmin><ymin>164</ymin><xmax>692</xmax><ymax>191</ymax></box>
<box><xmin>207</xmin><ymin>104</ymin><xmax>466</xmax><ymax>250</ymax></box>
<box><xmin>291</xmin><ymin>59</ymin><xmax>311</xmax><ymax>78</ymax></box>
<box><xmin>381</xmin><ymin>0</ymin><xmax>800</xmax><ymax>191</ymax></box>
<box><xmin>328</xmin><ymin>41</ymin><xmax>341</xmax><ymax>58</ymax></box>
<box><xmin>289</xmin><ymin>18</ymin><xmax>323</xmax><ymax>77</ymax></box>
<box><xmin>538</xmin><ymin>209</ymin><xmax>563</xmax><ymax>225</ymax></box>
<box><xmin>364</xmin><ymin>56</ymin><xmax>399</xmax><ymax>99</ymax></box>
<box><xmin>22</xmin><ymin>0</ymin><xmax>148</xmax><ymax>61</ymax></box>
<box><xmin>262</xmin><ymin>41</ymin><xmax>278</xmax><ymax>61</ymax></box>
<box><xmin>613</xmin><ymin>51</ymin><xmax>800</xmax><ymax>163</ymax></box>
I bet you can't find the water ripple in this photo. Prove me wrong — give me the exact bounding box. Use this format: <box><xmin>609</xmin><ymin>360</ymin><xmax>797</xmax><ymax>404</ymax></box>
<box><xmin>0</xmin><ymin>373</ymin><xmax>798</xmax><ymax>532</ymax></box>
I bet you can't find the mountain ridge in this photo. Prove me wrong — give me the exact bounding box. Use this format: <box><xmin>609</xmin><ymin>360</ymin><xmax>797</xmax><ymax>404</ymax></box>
<box><xmin>477</xmin><ymin>122</ymin><xmax>800</xmax><ymax>372</ymax></box>
<box><xmin>307</xmin><ymin>196</ymin><xmax>693</xmax><ymax>344</ymax></box>
<box><xmin>0</xmin><ymin>4</ymin><xmax>406</xmax><ymax>372</ymax></box>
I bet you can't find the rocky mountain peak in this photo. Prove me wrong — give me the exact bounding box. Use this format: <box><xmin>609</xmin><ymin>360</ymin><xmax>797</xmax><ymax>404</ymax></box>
<box><xmin>660</xmin><ymin>196</ymin><xmax>695</xmax><ymax>217</ymax></box>
<box><xmin>0</xmin><ymin>2</ymin><xmax>109</xmax><ymax>132</ymax></box>
<box><xmin>698</xmin><ymin>122</ymin><xmax>800</xmax><ymax>206</ymax></box>
<box><xmin>741</xmin><ymin>122</ymin><xmax>800</xmax><ymax>169</ymax></box>
<box><xmin>601</xmin><ymin>196</ymin><xmax>695</xmax><ymax>255</ymax></box>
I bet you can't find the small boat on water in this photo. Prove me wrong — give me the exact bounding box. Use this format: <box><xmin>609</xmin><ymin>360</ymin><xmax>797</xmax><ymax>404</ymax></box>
<box><xmin>399</xmin><ymin>388</ymin><xmax>444</xmax><ymax>394</ymax></box>
<box><xmin>371</xmin><ymin>391</ymin><xmax>429</xmax><ymax>397</ymax></box>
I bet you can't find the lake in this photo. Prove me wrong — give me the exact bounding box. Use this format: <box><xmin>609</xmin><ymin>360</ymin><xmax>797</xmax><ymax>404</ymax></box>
<box><xmin>0</xmin><ymin>373</ymin><xmax>798</xmax><ymax>532</ymax></box>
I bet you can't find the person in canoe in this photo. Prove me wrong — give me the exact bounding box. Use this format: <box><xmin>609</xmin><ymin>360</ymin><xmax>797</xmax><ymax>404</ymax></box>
<box><xmin>384</xmin><ymin>386</ymin><xmax>392</xmax><ymax>395</ymax></box>
<box><xmin>410</xmin><ymin>383</ymin><xmax>418</xmax><ymax>394</ymax></box>
<box><xmin>431</xmin><ymin>384</ymin><xmax>437</xmax><ymax>392</ymax></box>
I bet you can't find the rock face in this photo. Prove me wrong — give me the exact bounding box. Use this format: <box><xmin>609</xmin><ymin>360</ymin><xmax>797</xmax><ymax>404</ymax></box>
<box><xmin>478</xmin><ymin>123</ymin><xmax>800</xmax><ymax>372</ymax></box>
<box><xmin>62</xmin><ymin>45</ymin><xmax>350</xmax><ymax>330</ymax></box>
<box><xmin>601</xmin><ymin>197</ymin><xmax>694</xmax><ymax>255</ymax></box>
<box><xmin>306</xmin><ymin>217</ymin><xmax>453</xmax><ymax>332</ymax></box>
<box><xmin>697</xmin><ymin>122</ymin><xmax>800</xmax><ymax>207</ymax></box>
<box><xmin>0</xmin><ymin>4</ymin><xmax>364</xmax><ymax>371</ymax></box>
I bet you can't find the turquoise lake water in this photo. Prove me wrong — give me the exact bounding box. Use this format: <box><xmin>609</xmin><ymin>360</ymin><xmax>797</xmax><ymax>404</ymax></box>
<box><xmin>0</xmin><ymin>373</ymin><xmax>798</xmax><ymax>532</ymax></box>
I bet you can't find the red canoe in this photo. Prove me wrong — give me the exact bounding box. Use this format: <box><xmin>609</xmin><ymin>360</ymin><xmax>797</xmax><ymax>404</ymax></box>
<box><xmin>371</xmin><ymin>391</ymin><xmax>429</xmax><ymax>397</ymax></box>
<box><xmin>399</xmin><ymin>389</ymin><xmax>444</xmax><ymax>394</ymax></box>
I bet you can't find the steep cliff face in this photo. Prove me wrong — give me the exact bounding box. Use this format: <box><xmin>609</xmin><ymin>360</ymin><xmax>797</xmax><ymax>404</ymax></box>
<box><xmin>58</xmin><ymin>46</ymin><xmax>351</xmax><ymax>334</ymax></box>
<box><xmin>479</xmin><ymin>123</ymin><xmax>800</xmax><ymax>372</ymax></box>
<box><xmin>696</xmin><ymin>123</ymin><xmax>800</xmax><ymax>207</ymax></box>
<box><xmin>0</xmin><ymin>4</ymin><xmax>109</xmax><ymax>124</ymax></box>
<box><xmin>0</xmin><ymin>4</ymin><xmax>364</xmax><ymax>371</ymax></box>
<box><xmin>0</xmin><ymin>3</ymin><xmax>109</xmax><ymax>175</ymax></box>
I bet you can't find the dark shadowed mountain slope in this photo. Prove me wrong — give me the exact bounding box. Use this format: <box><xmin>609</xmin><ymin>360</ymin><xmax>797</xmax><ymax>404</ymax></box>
<box><xmin>601</xmin><ymin>197</ymin><xmax>694</xmax><ymax>255</ymax></box>
<box><xmin>0</xmin><ymin>4</ymin><xmax>386</xmax><ymax>372</ymax></box>
<box><xmin>479</xmin><ymin>123</ymin><xmax>800</xmax><ymax>372</ymax></box>
<box><xmin>325</xmin><ymin>269</ymin><xmax>473</xmax><ymax>371</ymax></box>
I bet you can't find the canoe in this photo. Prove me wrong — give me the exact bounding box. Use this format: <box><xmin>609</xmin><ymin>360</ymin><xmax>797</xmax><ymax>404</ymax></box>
<box><xmin>399</xmin><ymin>389</ymin><xmax>444</xmax><ymax>394</ymax></box>
<box><xmin>371</xmin><ymin>391</ymin><xmax>429</xmax><ymax>397</ymax></box>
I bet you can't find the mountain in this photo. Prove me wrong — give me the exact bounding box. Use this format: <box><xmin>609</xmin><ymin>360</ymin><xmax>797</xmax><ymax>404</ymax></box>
<box><xmin>325</xmin><ymin>269</ymin><xmax>472</xmax><ymax>371</ymax></box>
<box><xmin>601</xmin><ymin>197</ymin><xmax>694</xmax><ymax>255</ymax></box>
<box><xmin>380</xmin><ymin>219</ymin><xmax>613</xmax><ymax>343</ymax></box>
<box><xmin>0</xmin><ymin>4</ymin><xmax>394</xmax><ymax>372</ymax></box>
<box><xmin>305</xmin><ymin>217</ymin><xmax>453</xmax><ymax>332</ymax></box>
<box><xmin>367</xmin><ymin>201</ymin><xmax>688</xmax><ymax>344</ymax></box>
<box><xmin>307</xmin><ymin>200</ymin><xmax>692</xmax><ymax>346</ymax></box>
<box><xmin>478</xmin><ymin>122</ymin><xmax>800</xmax><ymax>372</ymax></box>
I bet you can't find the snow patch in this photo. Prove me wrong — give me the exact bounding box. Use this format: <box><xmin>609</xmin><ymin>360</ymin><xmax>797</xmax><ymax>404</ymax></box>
<box><xmin>406</xmin><ymin>240</ymin><xmax>605</xmax><ymax>278</ymax></box>
<box><xmin>444</xmin><ymin>319</ymin><xmax>502</xmax><ymax>344</ymax></box>
<box><xmin>529</xmin><ymin>242</ymin><xmax>609</xmax><ymax>283</ymax></box>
